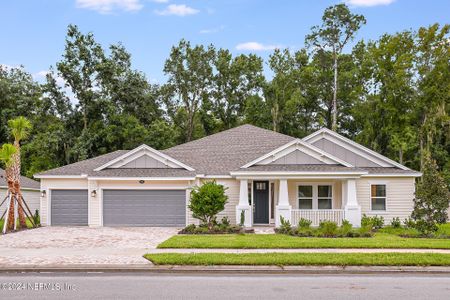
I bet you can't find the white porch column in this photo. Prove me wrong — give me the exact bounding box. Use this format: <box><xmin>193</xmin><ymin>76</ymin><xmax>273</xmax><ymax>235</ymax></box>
<box><xmin>275</xmin><ymin>179</ymin><xmax>291</xmax><ymax>227</ymax></box>
<box><xmin>236</xmin><ymin>179</ymin><xmax>252</xmax><ymax>227</ymax></box>
<box><xmin>344</xmin><ymin>179</ymin><xmax>361</xmax><ymax>227</ymax></box>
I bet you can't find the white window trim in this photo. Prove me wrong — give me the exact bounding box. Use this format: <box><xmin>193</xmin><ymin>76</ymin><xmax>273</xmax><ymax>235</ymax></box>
<box><xmin>368</xmin><ymin>180</ymin><xmax>388</xmax><ymax>212</ymax></box>
<box><xmin>296</xmin><ymin>182</ymin><xmax>335</xmax><ymax>210</ymax></box>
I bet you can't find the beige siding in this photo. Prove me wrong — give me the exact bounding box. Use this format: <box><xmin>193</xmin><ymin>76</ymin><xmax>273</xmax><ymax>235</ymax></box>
<box><xmin>0</xmin><ymin>188</ymin><xmax>40</xmax><ymax>217</ymax></box>
<box><xmin>357</xmin><ymin>177</ymin><xmax>415</xmax><ymax>224</ymax></box>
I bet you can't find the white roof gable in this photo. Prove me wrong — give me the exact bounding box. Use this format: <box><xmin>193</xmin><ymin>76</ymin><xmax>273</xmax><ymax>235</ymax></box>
<box><xmin>94</xmin><ymin>144</ymin><xmax>195</xmax><ymax>171</ymax></box>
<box><xmin>241</xmin><ymin>139</ymin><xmax>354</xmax><ymax>168</ymax></box>
<box><xmin>303</xmin><ymin>128</ymin><xmax>409</xmax><ymax>170</ymax></box>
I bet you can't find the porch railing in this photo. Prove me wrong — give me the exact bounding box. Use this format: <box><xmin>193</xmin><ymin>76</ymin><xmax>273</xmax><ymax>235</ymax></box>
<box><xmin>291</xmin><ymin>209</ymin><xmax>345</xmax><ymax>226</ymax></box>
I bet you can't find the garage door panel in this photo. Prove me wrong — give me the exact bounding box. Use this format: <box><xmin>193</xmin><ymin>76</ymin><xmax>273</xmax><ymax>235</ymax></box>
<box><xmin>103</xmin><ymin>189</ymin><xmax>186</xmax><ymax>227</ymax></box>
<box><xmin>51</xmin><ymin>190</ymin><xmax>88</xmax><ymax>226</ymax></box>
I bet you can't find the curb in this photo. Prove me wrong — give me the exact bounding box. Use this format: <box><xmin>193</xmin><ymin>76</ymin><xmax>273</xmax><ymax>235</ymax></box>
<box><xmin>1</xmin><ymin>265</ymin><xmax>450</xmax><ymax>275</ymax></box>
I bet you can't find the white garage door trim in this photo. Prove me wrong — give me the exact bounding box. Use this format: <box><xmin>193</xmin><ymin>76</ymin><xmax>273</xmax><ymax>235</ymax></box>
<box><xmin>100</xmin><ymin>188</ymin><xmax>188</xmax><ymax>227</ymax></box>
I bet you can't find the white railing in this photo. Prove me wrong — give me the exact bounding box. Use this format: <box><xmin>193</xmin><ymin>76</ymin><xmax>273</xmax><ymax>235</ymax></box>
<box><xmin>291</xmin><ymin>209</ymin><xmax>345</xmax><ymax>226</ymax></box>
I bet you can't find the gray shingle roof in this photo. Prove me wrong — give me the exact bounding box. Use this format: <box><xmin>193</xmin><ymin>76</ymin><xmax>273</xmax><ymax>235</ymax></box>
<box><xmin>162</xmin><ymin>124</ymin><xmax>295</xmax><ymax>175</ymax></box>
<box><xmin>361</xmin><ymin>167</ymin><xmax>421</xmax><ymax>176</ymax></box>
<box><xmin>34</xmin><ymin>124</ymin><xmax>419</xmax><ymax>178</ymax></box>
<box><xmin>89</xmin><ymin>168</ymin><xmax>196</xmax><ymax>178</ymax></box>
<box><xmin>0</xmin><ymin>168</ymin><xmax>40</xmax><ymax>190</ymax></box>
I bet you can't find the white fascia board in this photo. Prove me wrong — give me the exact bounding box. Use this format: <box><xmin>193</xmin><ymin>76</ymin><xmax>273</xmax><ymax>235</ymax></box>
<box><xmin>94</xmin><ymin>144</ymin><xmax>195</xmax><ymax>172</ymax></box>
<box><xmin>240</xmin><ymin>139</ymin><xmax>354</xmax><ymax>168</ymax></box>
<box><xmin>196</xmin><ymin>175</ymin><xmax>233</xmax><ymax>179</ymax></box>
<box><xmin>0</xmin><ymin>186</ymin><xmax>40</xmax><ymax>191</ymax></box>
<box><xmin>230</xmin><ymin>170</ymin><xmax>367</xmax><ymax>176</ymax></box>
<box><xmin>303</xmin><ymin>128</ymin><xmax>409</xmax><ymax>170</ymax></box>
<box><xmin>87</xmin><ymin>176</ymin><xmax>196</xmax><ymax>181</ymax></box>
<box><xmin>361</xmin><ymin>173</ymin><xmax>422</xmax><ymax>178</ymax></box>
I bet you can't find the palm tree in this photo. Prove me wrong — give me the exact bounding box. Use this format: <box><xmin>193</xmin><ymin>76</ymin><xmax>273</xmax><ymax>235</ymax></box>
<box><xmin>0</xmin><ymin>143</ymin><xmax>17</xmax><ymax>231</ymax></box>
<box><xmin>8</xmin><ymin>117</ymin><xmax>32</xmax><ymax>228</ymax></box>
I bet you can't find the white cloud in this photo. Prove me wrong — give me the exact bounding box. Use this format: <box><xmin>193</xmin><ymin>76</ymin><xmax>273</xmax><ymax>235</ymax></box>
<box><xmin>152</xmin><ymin>0</ymin><xmax>168</xmax><ymax>3</ymax></box>
<box><xmin>236</xmin><ymin>42</ymin><xmax>281</xmax><ymax>51</ymax></box>
<box><xmin>155</xmin><ymin>4</ymin><xmax>199</xmax><ymax>16</ymax></box>
<box><xmin>199</xmin><ymin>25</ymin><xmax>225</xmax><ymax>34</ymax></box>
<box><xmin>345</xmin><ymin>0</ymin><xmax>395</xmax><ymax>7</ymax></box>
<box><xmin>76</xmin><ymin>0</ymin><xmax>143</xmax><ymax>14</ymax></box>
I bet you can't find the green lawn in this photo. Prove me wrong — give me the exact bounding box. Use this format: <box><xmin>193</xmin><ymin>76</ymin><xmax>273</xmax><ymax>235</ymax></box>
<box><xmin>145</xmin><ymin>253</ymin><xmax>450</xmax><ymax>266</ymax></box>
<box><xmin>158</xmin><ymin>233</ymin><xmax>450</xmax><ymax>249</ymax></box>
<box><xmin>0</xmin><ymin>218</ymin><xmax>36</xmax><ymax>231</ymax></box>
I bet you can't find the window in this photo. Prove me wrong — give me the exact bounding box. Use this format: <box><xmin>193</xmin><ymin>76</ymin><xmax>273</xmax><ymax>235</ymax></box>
<box><xmin>247</xmin><ymin>181</ymin><xmax>252</xmax><ymax>206</ymax></box>
<box><xmin>297</xmin><ymin>184</ymin><xmax>333</xmax><ymax>210</ymax></box>
<box><xmin>256</xmin><ymin>182</ymin><xmax>267</xmax><ymax>190</ymax></box>
<box><xmin>371</xmin><ymin>184</ymin><xmax>386</xmax><ymax>211</ymax></box>
<box><xmin>318</xmin><ymin>185</ymin><xmax>332</xmax><ymax>209</ymax></box>
<box><xmin>298</xmin><ymin>185</ymin><xmax>313</xmax><ymax>209</ymax></box>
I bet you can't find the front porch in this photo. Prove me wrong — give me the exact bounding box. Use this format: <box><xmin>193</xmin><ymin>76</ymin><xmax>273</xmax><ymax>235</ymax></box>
<box><xmin>236</xmin><ymin>178</ymin><xmax>361</xmax><ymax>228</ymax></box>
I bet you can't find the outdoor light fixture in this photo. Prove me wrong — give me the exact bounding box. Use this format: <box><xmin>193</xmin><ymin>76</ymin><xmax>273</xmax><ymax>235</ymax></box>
<box><xmin>91</xmin><ymin>190</ymin><xmax>97</xmax><ymax>197</ymax></box>
<box><xmin>40</xmin><ymin>190</ymin><xmax>46</xmax><ymax>198</ymax></box>
<box><xmin>139</xmin><ymin>180</ymin><xmax>145</xmax><ymax>184</ymax></box>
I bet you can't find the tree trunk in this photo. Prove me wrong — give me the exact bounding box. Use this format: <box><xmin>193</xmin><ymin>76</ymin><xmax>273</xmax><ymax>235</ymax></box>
<box><xmin>399</xmin><ymin>148</ymin><xmax>403</xmax><ymax>165</ymax></box>
<box><xmin>186</xmin><ymin>110</ymin><xmax>195</xmax><ymax>142</ymax></box>
<box><xmin>332</xmin><ymin>54</ymin><xmax>338</xmax><ymax>131</ymax></box>
<box><xmin>12</xmin><ymin>141</ymin><xmax>27</xmax><ymax>228</ymax></box>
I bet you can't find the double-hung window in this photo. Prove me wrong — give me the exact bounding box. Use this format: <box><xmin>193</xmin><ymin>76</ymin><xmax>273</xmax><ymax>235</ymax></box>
<box><xmin>298</xmin><ymin>184</ymin><xmax>333</xmax><ymax>210</ymax></box>
<box><xmin>298</xmin><ymin>186</ymin><xmax>313</xmax><ymax>209</ymax></box>
<box><xmin>371</xmin><ymin>184</ymin><xmax>386</xmax><ymax>211</ymax></box>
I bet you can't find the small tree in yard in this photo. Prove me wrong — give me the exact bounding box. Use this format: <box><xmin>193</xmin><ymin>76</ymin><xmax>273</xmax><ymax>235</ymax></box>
<box><xmin>189</xmin><ymin>181</ymin><xmax>228</xmax><ymax>230</ymax></box>
<box><xmin>412</xmin><ymin>154</ymin><xmax>450</xmax><ymax>233</ymax></box>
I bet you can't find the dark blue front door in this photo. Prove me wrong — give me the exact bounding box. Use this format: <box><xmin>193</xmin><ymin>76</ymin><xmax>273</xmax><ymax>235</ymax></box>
<box><xmin>253</xmin><ymin>181</ymin><xmax>269</xmax><ymax>224</ymax></box>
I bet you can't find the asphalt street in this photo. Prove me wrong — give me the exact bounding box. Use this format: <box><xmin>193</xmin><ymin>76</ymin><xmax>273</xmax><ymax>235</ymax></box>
<box><xmin>0</xmin><ymin>272</ymin><xmax>449</xmax><ymax>299</ymax></box>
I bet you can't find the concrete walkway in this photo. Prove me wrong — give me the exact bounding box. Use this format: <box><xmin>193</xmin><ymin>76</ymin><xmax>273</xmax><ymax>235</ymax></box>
<box><xmin>147</xmin><ymin>248</ymin><xmax>450</xmax><ymax>254</ymax></box>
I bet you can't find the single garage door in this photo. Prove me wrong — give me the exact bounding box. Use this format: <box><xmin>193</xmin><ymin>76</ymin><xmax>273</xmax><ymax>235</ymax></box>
<box><xmin>103</xmin><ymin>190</ymin><xmax>186</xmax><ymax>227</ymax></box>
<box><xmin>51</xmin><ymin>190</ymin><xmax>88</xmax><ymax>226</ymax></box>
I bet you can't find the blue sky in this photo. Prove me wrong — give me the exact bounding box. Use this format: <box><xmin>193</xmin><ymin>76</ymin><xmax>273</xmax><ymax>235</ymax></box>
<box><xmin>1</xmin><ymin>0</ymin><xmax>449</xmax><ymax>83</ymax></box>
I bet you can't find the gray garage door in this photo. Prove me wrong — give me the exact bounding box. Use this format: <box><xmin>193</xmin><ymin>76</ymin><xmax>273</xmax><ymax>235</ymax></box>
<box><xmin>51</xmin><ymin>190</ymin><xmax>88</xmax><ymax>226</ymax></box>
<box><xmin>103</xmin><ymin>190</ymin><xmax>186</xmax><ymax>227</ymax></box>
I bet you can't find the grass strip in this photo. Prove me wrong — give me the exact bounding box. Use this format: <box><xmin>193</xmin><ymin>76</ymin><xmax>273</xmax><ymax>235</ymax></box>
<box><xmin>145</xmin><ymin>252</ymin><xmax>450</xmax><ymax>266</ymax></box>
<box><xmin>158</xmin><ymin>233</ymin><xmax>450</xmax><ymax>249</ymax></box>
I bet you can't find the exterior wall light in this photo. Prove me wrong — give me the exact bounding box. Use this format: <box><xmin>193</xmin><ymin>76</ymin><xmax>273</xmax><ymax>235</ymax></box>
<box><xmin>41</xmin><ymin>190</ymin><xmax>46</xmax><ymax>198</ymax></box>
<box><xmin>91</xmin><ymin>190</ymin><xmax>97</xmax><ymax>197</ymax></box>
<box><xmin>139</xmin><ymin>180</ymin><xmax>145</xmax><ymax>184</ymax></box>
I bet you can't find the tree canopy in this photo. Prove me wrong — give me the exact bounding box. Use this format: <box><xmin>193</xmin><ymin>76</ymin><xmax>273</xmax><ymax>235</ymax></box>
<box><xmin>0</xmin><ymin>4</ymin><xmax>449</xmax><ymax>189</ymax></box>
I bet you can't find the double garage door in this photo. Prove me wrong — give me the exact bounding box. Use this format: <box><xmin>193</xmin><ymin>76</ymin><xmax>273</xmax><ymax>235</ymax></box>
<box><xmin>51</xmin><ymin>189</ymin><xmax>186</xmax><ymax>227</ymax></box>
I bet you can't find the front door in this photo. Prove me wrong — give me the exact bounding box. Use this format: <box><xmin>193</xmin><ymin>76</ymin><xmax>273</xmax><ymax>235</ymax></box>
<box><xmin>253</xmin><ymin>181</ymin><xmax>269</xmax><ymax>224</ymax></box>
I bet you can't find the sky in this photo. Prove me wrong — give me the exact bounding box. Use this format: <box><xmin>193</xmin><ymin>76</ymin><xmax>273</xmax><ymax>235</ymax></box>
<box><xmin>1</xmin><ymin>0</ymin><xmax>449</xmax><ymax>83</ymax></box>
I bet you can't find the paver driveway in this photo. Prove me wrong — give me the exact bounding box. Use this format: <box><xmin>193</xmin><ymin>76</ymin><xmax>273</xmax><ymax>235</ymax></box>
<box><xmin>0</xmin><ymin>226</ymin><xmax>178</xmax><ymax>265</ymax></box>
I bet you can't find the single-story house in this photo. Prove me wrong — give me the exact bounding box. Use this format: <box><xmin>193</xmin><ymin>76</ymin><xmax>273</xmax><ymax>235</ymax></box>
<box><xmin>1</xmin><ymin>168</ymin><xmax>41</xmax><ymax>216</ymax></box>
<box><xmin>35</xmin><ymin>125</ymin><xmax>422</xmax><ymax>227</ymax></box>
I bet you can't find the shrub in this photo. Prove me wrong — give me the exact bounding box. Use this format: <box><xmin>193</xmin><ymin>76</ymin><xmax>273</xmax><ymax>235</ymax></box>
<box><xmin>390</xmin><ymin>217</ymin><xmax>401</xmax><ymax>228</ymax></box>
<box><xmin>33</xmin><ymin>209</ymin><xmax>40</xmax><ymax>226</ymax></box>
<box><xmin>239</xmin><ymin>210</ymin><xmax>245</xmax><ymax>227</ymax></box>
<box><xmin>361</xmin><ymin>215</ymin><xmax>384</xmax><ymax>230</ymax></box>
<box><xmin>414</xmin><ymin>219</ymin><xmax>438</xmax><ymax>236</ymax></box>
<box><xmin>298</xmin><ymin>218</ymin><xmax>312</xmax><ymax>229</ymax></box>
<box><xmin>339</xmin><ymin>220</ymin><xmax>353</xmax><ymax>236</ymax></box>
<box><xmin>361</xmin><ymin>214</ymin><xmax>372</xmax><ymax>228</ymax></box>
<box><xmin>318</xmin><ymin>221</ymin><xmax>338</xmax><ymax>237</ymax></box>
<box><xmin>277</xmin><ymin>216</ymin><xmax>292</xmax><ymax>234</ymax></box>
<box><xmin>189</xmin><ymin>181</ymin><xmax>228</xmax><ymax>230</ymax></box>
<box><xmin>371</xmin><ymin>215</ymin><xmax>384</xmax><ymax>229</ymax></box>
<box><xmin>403</xmin><ymin>217</ymin><xmax>416</xmax><ymax>229</ymax></box>
<box><xmin>412</xmin><ymin>154</ymin><xmax>450</xmax><ymax>225</ymax></box>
